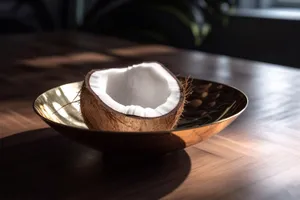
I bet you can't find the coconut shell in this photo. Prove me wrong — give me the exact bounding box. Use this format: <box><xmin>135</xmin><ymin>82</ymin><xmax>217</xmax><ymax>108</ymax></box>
<box><xmin>80</xmin><ymin>68</ymin><xmax>188</xmax><ymax>132</ymax></box>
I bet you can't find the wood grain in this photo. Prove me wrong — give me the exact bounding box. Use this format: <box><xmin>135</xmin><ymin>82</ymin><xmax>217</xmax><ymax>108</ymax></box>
<box><xmin>1</xmin><ymin>32</ymin><xmax>300</xmax><ymax>200</ymax></box>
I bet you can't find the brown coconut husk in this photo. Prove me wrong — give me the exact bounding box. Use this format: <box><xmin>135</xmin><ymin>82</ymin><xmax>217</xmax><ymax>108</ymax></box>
<box><xmin>80</xmin><ymin>66</ymin><xmax>191</xmax><ymax>132</ymax></box>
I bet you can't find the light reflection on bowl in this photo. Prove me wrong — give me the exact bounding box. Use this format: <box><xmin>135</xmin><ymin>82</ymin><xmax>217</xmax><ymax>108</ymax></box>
<box><xmin>33</xmin><ymin>78</ymin><xmax>248</xmax><ymax>155</ymax></box>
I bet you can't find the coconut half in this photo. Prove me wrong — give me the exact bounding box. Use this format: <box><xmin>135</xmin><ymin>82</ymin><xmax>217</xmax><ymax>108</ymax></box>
<box><xmin>80</xmin><ymin>62</ymin><xmax>187</xmax><ymax>132</ymax></box>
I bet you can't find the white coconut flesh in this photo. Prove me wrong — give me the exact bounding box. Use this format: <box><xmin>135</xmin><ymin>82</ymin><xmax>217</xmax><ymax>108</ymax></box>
<box><xmin>88</xmin><ymin>62</ymin><xmax>181</xmax><ymax>118</ymax></box>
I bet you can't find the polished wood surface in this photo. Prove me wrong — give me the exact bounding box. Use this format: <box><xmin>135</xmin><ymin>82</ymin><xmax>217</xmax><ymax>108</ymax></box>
<box><xmin>1</xmin><ymin>32</ymin><xmax>300</xmax><ymax>200</ymax></box>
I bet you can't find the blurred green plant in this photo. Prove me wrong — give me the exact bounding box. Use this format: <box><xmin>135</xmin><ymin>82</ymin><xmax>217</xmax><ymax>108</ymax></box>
<box><xmin>82</xmin><ymin>0</ymin><xmax>237</xmax><ymax>49</ymax></box>
<box><xmin>197</xmin><ymin>0</ymin><xmax>237</xmax><ymax>25</ymax></box>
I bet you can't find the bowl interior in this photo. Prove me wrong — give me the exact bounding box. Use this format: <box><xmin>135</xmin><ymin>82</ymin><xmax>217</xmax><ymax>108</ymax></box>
<box><xmin>33</xmin><ymin>78</ymin><xmax>248</xmax><ymax>133</ymax></box>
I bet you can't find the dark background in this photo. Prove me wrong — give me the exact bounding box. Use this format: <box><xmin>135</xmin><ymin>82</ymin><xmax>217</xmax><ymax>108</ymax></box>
<box><xmin>1</xmin><ymin>0</ymin><xmax>300</xmax><ymax>69</ymax></box>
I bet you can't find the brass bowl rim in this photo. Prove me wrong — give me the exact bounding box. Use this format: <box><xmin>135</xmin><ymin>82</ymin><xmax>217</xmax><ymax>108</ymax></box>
<box><xmin>33</xmin><ymin>79</ymin><xmax>248</xmax><ymax>135</ymax></box>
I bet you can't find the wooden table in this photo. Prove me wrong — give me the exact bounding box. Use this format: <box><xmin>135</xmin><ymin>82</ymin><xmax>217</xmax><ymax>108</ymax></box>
<box><xmin>1</xmin><ymin>32</ymin><xmax>300</xmax><ymax>200</ymax></box>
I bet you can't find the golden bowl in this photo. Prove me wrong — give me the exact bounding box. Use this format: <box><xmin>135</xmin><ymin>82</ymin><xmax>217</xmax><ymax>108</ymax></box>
<box><xmin>33</xmin><ymin>78</ymin><xmax>248</xmax><ymax>155</ymax></box>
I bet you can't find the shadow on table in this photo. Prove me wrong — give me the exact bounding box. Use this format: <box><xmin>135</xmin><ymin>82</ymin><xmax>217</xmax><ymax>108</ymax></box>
<box><xmin>1</xmin><ymin>128</ymin><xmax>191</xmax><ymax>200</ymax></box>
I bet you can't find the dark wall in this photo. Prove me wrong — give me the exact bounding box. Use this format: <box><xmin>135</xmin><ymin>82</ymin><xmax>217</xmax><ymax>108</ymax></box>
<box><xmin>0</xmin><ymin>0</ymin><xmax>96</xmax><ymax>33</ymax></box>
<box><xmin>199</xmin><ymin>9</ymin><xmax>300</xmax><ymax>68</ymax></box>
